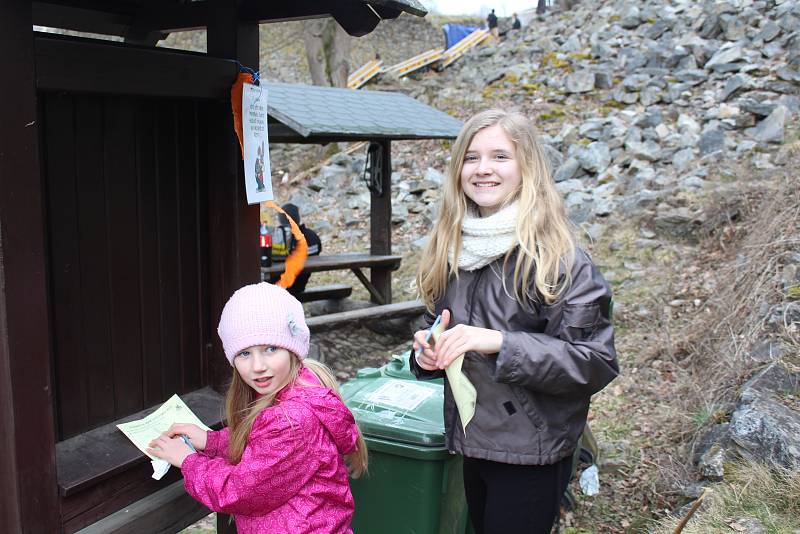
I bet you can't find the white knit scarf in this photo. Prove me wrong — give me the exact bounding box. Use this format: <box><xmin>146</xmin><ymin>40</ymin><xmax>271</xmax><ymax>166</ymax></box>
<box><xmin>450</xmin><ymin>202</ymin><xmax>519</xmax><ymax>271</ymax></box>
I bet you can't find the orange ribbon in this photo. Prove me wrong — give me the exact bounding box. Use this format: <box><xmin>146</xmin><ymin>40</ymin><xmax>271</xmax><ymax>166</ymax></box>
<box><xmin>264</xmin><ymin>200</ymin><xmax>308</xmax><ymax>288</ymax></box>
<box><xmin>231</xmin><ymin>71</ymin><xmax>307</xmax><ymax>288</ymax></box>
<box><xmin>230</xmin><ymin>71</ymin><xmax>250</xmax><ymax>158</ymax></box>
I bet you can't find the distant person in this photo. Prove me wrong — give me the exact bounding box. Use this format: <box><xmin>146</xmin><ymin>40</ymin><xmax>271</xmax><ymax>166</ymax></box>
<box><xmin>512</xmin><ymin>13</ymin><xmax>522</xmax><ymax>30</ymax></box>
<box><xmin>270</xmin><ymin>203</ymin><xmax>322</xmax><ymax>297</ymax></box>
<box><xmin>487</xmin><ymin>9</ymin><xmax>499</xmax><ymax>38</ymax></box>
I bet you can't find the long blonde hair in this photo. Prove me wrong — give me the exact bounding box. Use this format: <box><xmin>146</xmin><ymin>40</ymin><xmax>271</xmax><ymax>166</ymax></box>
<box><xmin>225</xmin><ymin>356</ymin><xmax>368</xmax><ymax>478</ymax></box>
<box><xmin>417</xmin><ymin>109</ymin><xmax>575</xmax><ymax>308</ymax></box>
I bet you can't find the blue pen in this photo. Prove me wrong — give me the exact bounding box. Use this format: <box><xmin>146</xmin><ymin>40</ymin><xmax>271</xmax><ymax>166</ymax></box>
<box><xmin>415</xmin><ymin>314</ymin><xmax>442</xmax><ymax>358</ymax></box>
<box><xmin>180</xmin><ymin>435</ymin><xmax>197</xmax><ymax>452</ymax></box>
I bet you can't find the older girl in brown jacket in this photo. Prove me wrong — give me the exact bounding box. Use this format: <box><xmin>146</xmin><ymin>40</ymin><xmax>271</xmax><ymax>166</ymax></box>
<box><xmin>411</xmin><ymin>109</ymin><xmax>618</xmax><ymax>534</ymax></box>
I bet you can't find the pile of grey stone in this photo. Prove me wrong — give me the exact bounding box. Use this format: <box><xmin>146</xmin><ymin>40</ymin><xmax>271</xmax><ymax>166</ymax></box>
<box><xmin>270</xmin><ymin>0</ymin><xmax>798</xmax><ymax>255</ymax></box>
<box><xmin>401</xmin><ymin>0</ymin><xmax>800</xmax><ymax>238</ymax></box>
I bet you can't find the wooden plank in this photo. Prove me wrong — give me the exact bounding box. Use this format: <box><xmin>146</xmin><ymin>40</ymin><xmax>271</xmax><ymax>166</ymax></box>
<box><xmin>156</xmin><ymin>102</ymin><xmax>183</xmax><ymax>397</ymax></box>
<box><xmin>61</xmin><ymin>460</ymin><xmax>184</xmax><ymax>533</ymax></box>
<box><xmin>385</xmin><ymin>48</ymin><xmax>444</xmax><ymax>77</ymax></box>
<box><xmin>32</xmin><ymin>0</ymin><xmax>420</xmax><ymax>38</ymax></box>
<box><xmin>261</xmin><ymin>253</ymin><xmax>402</xmax><ymax>275</ymax></box>
<box><xmin>32</xmin><ymin>2</ymin><xmax>132</xmax><ymax>36</ymax></box>
<box><xmin>176</xmin><ymin>100</ymin><xmax>204</xmax><ymax>393</ymax></box>
<box><xmin>56</xmin><ymin>387</ymin><xmax>225</xmax><ymax>498</ymax></box>
<box><xmin>351</xmin><ymin>268</ymin><xmax>386</xmax><ymax>305</ymax></box>
<box><xmin>105</xmin><ymin>97</ymin><xmax>145</xmax><ymax>418</ymax></box>
<box><xmin>75</xmin><ymin>94</ymin><xmax>117</xmax><ymax>431</ymax></box>
<box><xmin>347</xmin><ymin>59</ymin><xmax>383</xmax><ymax>89</ymax></box>
<box><xmin>43</xmin><ymin>92</ymin><xmax>89</xmax><ymax>439</ymax></box>
<box><xmin>74</xmin><ymin>480</ymin><xmax>211</xmax><ymax>534</ymax></box>
<box><xmin>370</xmin><ymin>140</ymin><xmax>393</xmax><ymax>303</ymax></box>
<box><xmin>306</xmin><ymin>300</ymin><xmax>426</xmax><ymax>333</ymax></box>
<box><xmin>194</xmin><ymin>107</ymin><xmax>211</xmax><ymax>388</ymax></box>
<box><xmin>34</xmin><ymin>34</ymin><xmax>238</xmax><ymax>99</ymax></box>
<box><xmin>267</xmin><ymin>126</ymin><xmax>458</xmax><ymax>144</ymax></box>
<box><xmin>438</xmin><ymin>29</ymin><xmax>490</xmax><ymax>69</ymax></box>
<box><xmin>297</xmin><ymin>284</ymin><xmax>353</xmax><ymax>303</ymax></box>
<box><xmin>0</xmin><ymin>2</ymin><xmax>60</xmax><ymax>530</ymax></box>
<box><xmin>209</xmin><ymin>1</ymin><xmax>261</xmax><ymax>292</ymax></box>
<box><xmin>205</xmin><ymin>99</ymin><xmax>239</xmax><ymax>395</ymax></box>
<box><xmin>135</xmin><ymin>100</ymin><xmax>165</xmax><ymax>408</ymax></box>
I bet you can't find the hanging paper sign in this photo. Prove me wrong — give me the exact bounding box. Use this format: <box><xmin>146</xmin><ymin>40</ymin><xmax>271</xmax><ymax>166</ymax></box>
<box><xmin>242</xmin><ymin>83</ymin><xmax>273</xmax><ymax>204</ymax></box>
<box><xmin>231</xmin><ymin>72</ymin><xmax>308</xmax><ymax>287</ymax></box>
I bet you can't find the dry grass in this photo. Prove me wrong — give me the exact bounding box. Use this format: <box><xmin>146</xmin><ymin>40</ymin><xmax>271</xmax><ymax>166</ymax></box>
<box><xmin>652</xmin><ymin>460</ymin><xmax>800</xmax><ymax>533</ymax></box>
<box><xmin>672</xmin><ymin>173</ymin><xmax>800</xmax><ymax>445</ymax></box>
<box><xmin>564</xmin><ymin>164</ymin><xmax>800</xmax><ymax>532</ymax></box>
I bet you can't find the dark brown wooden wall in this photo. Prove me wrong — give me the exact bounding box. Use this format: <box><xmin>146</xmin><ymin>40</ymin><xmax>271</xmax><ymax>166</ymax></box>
<box><xmin>42</xmin><ymin>93</ymin><xmax>210</xmax><ymax>440</ymax></box>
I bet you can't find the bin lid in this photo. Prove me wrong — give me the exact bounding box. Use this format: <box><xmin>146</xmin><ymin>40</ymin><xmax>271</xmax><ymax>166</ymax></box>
<box><xmin>381</xmin><ymin>351</ymin><xmax>419</xmax><ymax>380</ymax></box>
<box><xmin>341</xmin><ymin>374</ymin><xmax>445</xmax><ymax>447</ymax></box>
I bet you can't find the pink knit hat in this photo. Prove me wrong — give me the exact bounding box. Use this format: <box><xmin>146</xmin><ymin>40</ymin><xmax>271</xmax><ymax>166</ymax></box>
<box><xmin>217</xmin><ymin>282</ymin><xmax>310</xmax><ymax>365</ymax></box>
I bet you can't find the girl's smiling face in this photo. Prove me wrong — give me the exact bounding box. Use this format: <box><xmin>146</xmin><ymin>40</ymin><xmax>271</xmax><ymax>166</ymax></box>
<box><xmin>233</xmin><ymin>345</ymin><xmax>293</xmax><ymax>396</ymax></box>
<box><xmin>460</xmin><ymin>124</ymin><xmax>522</xmax><ymax>217</ymax></box>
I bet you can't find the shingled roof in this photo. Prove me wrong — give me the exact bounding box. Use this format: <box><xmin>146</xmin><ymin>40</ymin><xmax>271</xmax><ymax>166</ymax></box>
<box><xmin>265</xmin><ymin>82</ymin><xmax>463</xmax><ymax>143</ymax></box>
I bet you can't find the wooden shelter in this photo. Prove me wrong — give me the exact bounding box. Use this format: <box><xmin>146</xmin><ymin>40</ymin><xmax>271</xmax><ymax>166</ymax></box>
<box><xmin>263</xmin><ymin>81</ymin><xmax>461</xmax><ymax>307</ymax></box>
<box><xmin>0</xmin><ymin>1</ymin><xmax>437</xmax><ymax>532</ymax></box>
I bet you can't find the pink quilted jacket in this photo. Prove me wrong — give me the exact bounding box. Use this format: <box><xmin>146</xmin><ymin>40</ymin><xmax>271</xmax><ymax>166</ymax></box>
<box><xmin>181</xmin><ymin>368</ymin><xmax>359</xmax><ymax>533</ymax></box>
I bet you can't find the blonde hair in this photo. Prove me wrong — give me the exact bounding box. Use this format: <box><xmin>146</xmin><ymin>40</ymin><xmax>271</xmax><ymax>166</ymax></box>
<box><xmin>225</xmin><ymin>356</ymin><xmax>368</xmax><ymax>478</ymax></box>
<box><xmin>417</xmin><ymin>109</ymin><xmax>575</xmax><ymax>308</ymax></box>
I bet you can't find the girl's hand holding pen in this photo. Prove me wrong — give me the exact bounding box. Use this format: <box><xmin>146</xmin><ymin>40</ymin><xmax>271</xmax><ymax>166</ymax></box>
<box><xmin>147</xmin><ymin>422</ymin><xmax>207</xmax><ymax>468</ymax></box>
<box><xmin>413</xmin><ymin>328</ymin><xmax>440</xmax><ymax>372</ymax></box>
<box><xmin>413</xmin><ymin>313</ymin><xmax>444</xmax><ymax>371</ymax></box>
<box><xmin>163</xmin><ymin>423</ymin><xmax>208</xmax><ymax>451</ymax></box>
<box><xmin>147</xmin><ymin>432</ymin><xmax>194</xmax><ymax>468</ymax></box>
<box><xmin>414</xmin><ymin>310</ymin><xmax>504</xmax><ymax>370</ymax></box>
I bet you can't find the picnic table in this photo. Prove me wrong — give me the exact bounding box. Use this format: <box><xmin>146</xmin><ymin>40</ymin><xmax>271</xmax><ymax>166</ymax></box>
<box><xmin>262</xmin><ymin>253</ymin><xmax>403</xmax><ymax>305</ymax></box>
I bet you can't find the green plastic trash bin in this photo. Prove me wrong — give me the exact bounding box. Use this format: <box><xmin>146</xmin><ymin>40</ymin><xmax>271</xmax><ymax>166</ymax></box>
<box><xmin>341</xmin><ymin>354</ymin><xmax>469</xmax><ymax>534</ymax></box>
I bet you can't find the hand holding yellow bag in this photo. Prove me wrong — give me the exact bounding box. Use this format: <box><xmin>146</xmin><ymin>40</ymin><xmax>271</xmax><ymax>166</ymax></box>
<box><xmin>430</xmin><ymin>319</ymin><xmax>477</xmax><ymax>435</ymax></box>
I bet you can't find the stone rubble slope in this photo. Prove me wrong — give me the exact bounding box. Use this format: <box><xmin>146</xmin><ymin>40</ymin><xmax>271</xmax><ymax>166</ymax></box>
<box><xmin>281</xmin><ymin>0</ymin><xmax>798</xmax><ymax>259</ymax></box>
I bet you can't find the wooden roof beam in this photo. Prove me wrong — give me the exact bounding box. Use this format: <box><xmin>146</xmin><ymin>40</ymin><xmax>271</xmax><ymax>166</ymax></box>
<box><xmin>32</xmin><ymin>0</ymin><xmax>427</xmax><ymax>38</ymax></box>
<box><xmin>32</xmin><ymin>1</ymin><xmax>133</xmax><ymax>36</ymax></box>
<box><xmin>34</xmin><ymin>33</ymin><xmax>238</xmax><ymax>98</ymax></box>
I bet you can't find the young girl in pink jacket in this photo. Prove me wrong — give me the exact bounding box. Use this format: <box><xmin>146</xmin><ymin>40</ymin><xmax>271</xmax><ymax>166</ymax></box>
<box><xmin>148</xmin><ymin>282</ymin><xmax>367</xmax><ymax>534</ymax></box>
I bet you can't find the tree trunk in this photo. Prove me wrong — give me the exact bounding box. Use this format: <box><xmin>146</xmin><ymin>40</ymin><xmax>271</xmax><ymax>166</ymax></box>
<box><xmin>537</xmin><ymin>0</ymin><xmax>547</xmax><ymax>14</ymax></box>
<box><xmin>328</xmin><ymin>22</ymin><xmax>351</xmax><ymax>88</ymax></box>
<box><xmin>303</xmin><ymin>18</ymin><xmax>351</xmax><ymax>88</ymax></box>
<box><xmin>303</xmin><ymin>19</ymin><xmax>328</xmax><ymax>86</ymax></box>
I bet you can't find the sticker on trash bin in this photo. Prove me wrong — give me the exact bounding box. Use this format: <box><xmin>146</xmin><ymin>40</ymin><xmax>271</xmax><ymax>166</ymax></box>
<box><xmin>366</xmin><ymin>381</ymin><xmax>435</xmax><ymax>411</ymax></box>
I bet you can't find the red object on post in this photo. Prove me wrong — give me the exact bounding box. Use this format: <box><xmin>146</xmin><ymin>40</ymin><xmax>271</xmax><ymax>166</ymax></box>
<box><xmin>260</xmin><ymin>228</ymin><xmax>272</xmax><ymax>268</ymax></box>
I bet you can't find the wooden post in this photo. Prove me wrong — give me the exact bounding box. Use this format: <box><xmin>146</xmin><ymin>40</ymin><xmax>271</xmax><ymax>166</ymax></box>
<box><xmin>0</xmin><ymin>1</ymin><xmax>60</xmax><ymax>531</ymax></box>
<box><xmin>206</xmin><ymin>2</ymin><xmax>259</xmax><ymax>531</ymax></box>
<box><xmin>206</xmin><ymin>0</ymin><xmax>260</xmax><ymax>394</ymax></box>
<box><xmin>369</xmin><ymin>139</ymin><xmax>393</xmax><ymax>304</ymax></box>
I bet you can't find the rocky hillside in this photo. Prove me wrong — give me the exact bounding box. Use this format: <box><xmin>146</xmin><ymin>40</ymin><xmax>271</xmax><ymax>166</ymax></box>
<box><xmin>182</xmin><ymin>1</ymin><xmax>799</xmax><ymax>531</ymax></box>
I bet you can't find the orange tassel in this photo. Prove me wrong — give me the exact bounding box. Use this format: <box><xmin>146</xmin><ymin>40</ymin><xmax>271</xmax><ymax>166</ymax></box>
<box><xmin>230</xmin><ymin>72</ymin><xmax>252</xmax><ymax>160</ymax></box>
<box><xmin>265</xmin><ymin>200</ymin><xmax>308</xmax><ymax>288</ymax></box>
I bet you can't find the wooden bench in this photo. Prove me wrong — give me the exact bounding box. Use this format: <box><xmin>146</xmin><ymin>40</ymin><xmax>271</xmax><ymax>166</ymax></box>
<box><xmin>75</xmin><ymin>480</ymin><xmax>210</xmax><ymax>534</ymax></box>
<box><xmin>263</xmin><ymin>253</ymin><xmax>402</xmax><ymax>305</ymax></box>
<box><xmin>297</xmin><ymin>283</ymin><xmax>353</xmax><ymax>303</ymax></box>
<box><xmin>306</xmin><ymin>299</ymin><xmax>426</xmax><ymax>333</ymax></box>
<box><xmin>58</xmin><ymin>387</ymin><xmax>225</xmax><ymax>533</ymax></box>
